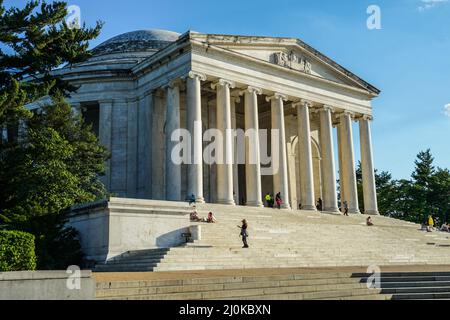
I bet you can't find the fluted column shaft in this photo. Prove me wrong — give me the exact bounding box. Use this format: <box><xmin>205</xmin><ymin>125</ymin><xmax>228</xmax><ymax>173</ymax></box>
<box><xmin>339</xmin><ymin>111</ymin><xmax>360</xmax><ymax>214</ymax></box>
<box><xmin>186</xmin><ymin>72</ymin><xmax>206</xmax><ymax>203</ymax></box>
<box><xmin>165</xmin><ymin>82</ymin><xmax>181</xmax><ymax>201</ymax></box>
<box><xmin>231</xmin><ymin>96</ymin><xmax>240</xmax><ymax>205</ymax></box>
<box><xmin>319</xmin><ymin>106</ymin><xmax>339</xmax><ymax>213</ymax></box>
<box><xmin>337</xmin><ymin>123</ymin><xmax>347</xmax><ymax>210</ymax></box>
<box><xmin>359</xmin><ymin>116</ymin><xmax>379</xmax><ymax>215</ymax></box>
<box><xmin>296</xmin><ymin>100</ymin><xmax>316</xmax><ymax>211</ymax></box>
<box><xmin>99</xmin><ymin>100</ymin><xmax>113</xmax><ymax>191</ymax></box>
<box><xmin>213</xmin><ymin>79</ymin><xmax>235</xmax><ymax>205</ymax></box>
<box><xmin>268</xmin><ymin>93</ymin><xmax>290</xmax><ymax>209</ymax></box>
<box><xmin>243</xmin><ymin>87</ymin><xmax>263</xmax><ymax>207</ymax></box>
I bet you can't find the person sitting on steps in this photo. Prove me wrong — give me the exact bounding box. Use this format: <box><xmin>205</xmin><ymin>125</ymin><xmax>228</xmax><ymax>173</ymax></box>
<box><xmin>206</xmin><ymin>212</ymin><xmax>217</xmax><ymax>223</ymax></box>
<box><xmin>190</xmin><ymin>206</ymin><xmax>201</xmax><ymax>222</ymax></box>
<box><xmin>366</xmin><ymin>216</ymin><xmax>374</xmax><ymax>226</ymax></box>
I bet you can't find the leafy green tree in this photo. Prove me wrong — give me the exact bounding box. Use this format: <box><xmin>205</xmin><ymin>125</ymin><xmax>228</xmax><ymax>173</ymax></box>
<box><xmin>0</xmin><ymin>0</ymin><xmax>104</xmax><ymax>268</ymax></box>
<box><xmin>355</xmin><ymin>161</ymin><xmax>398</xmax><ymax>216</ymax></box>
<box><xmin>0</xmin><ymin>0</ymin><xmax>102</xmax><ymax>126</ymax></box>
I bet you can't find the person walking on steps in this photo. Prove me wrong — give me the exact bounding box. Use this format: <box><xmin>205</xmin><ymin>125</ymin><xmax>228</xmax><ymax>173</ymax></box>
<box><xmin>237</xmin><ymin>219</ymin><xmax>249</xmax><ymax>248</ymax></box>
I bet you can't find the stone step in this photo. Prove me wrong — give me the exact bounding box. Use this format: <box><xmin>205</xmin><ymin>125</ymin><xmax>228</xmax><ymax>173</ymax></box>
<box><xmin>391</xmin><ymin>292</ymin><xmax>450</xmax><ymax>300</ymax></box>
<box><xmin>96</xmin><ymin>280</ymin><xmax>370</xmax><ymax>299</ymax></box>
<box><xmin>381</xmin><ymin>286</ymin><xmax>450</xmax><ymax>294</ymax></box>
<box><xmin>224</xmin><ymin>288</ymin><xmax>384</xmax><ymax>300</ymax></box>
<box><xmin>95</xmin><ymin>272</ymin><xmax>362</xmax><ymax>289</ymax></box>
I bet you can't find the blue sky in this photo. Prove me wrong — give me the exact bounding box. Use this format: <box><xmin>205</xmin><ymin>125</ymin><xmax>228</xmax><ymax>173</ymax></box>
<box><xmin>6</xmin><ymin>0</ymin><xmax>450</xmax><ymax>179</ymax></box>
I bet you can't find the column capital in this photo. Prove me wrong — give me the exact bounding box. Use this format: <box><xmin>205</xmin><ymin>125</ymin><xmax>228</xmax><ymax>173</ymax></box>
<box><xmin>360</xmin><ymin>114</ymin><xmax>374</xmax><ymax>121</ymax></box>
<box><xmin>186</xmin><ymin>71</ymin><xmax>207</xmax><ymax>81</ymax></box>
<box><xmin>338</xmin><ymin>110</ymin><xmax>356</xmax><ymax>119</ymax></box>
<box><xmin>211</xmin><ymin>79</ymin><xmax>236</xmax><ymax>90</ymax></box>
<box><xmin>239</xmin><ymin>86</ymin><xmax>262</xmax><ymax>96</ymax></box>
<box><xmin>291</xmin><ymin>99</ymin><xmax>311</xmax><ymax>109</ymax></box>
<box><xmin>231</xmin><ymin>95</ymin><xmax>241</xmax><ymax>104</ymax></box>
<box><xmin>266</xmin><ymin>93</ymin><xmax>287</xmax><ymax>103</ymax></box>
<box><xmin>164</xmin><ymin>78</ymin><xmax>185</xmax><ymax>90</ymax></box>
<box><xmin>312</xmin><ymin>105</ymin><xmax>334</xmax><ymax>114</ymax></box>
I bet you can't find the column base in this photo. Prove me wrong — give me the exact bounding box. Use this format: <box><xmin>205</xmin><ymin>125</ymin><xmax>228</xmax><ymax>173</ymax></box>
<box><xmin>216</xmin><ymin>199</ymin><xmax>236</xmax><ymax>206</ymax></box>
<box><xmin>323</xmin><ymin>207</ymin><xmax>341</xmax><ymax>215</ymax></box>
<box><xmin>195</xmin><ymin>197</ymin><xmax>205</xmax><ymax>204</ymax></box>
<box><xmin>349</xmin><ymin>210</ymin><xmax>361</xmax><ymax>215</ymax></box>
<box><xmin>364</xmin><ymin>210</ymin><xmax>380</xmax><ymax>215</ymax></box>
<box><xmin>280</xmin><ymin>204</ymin><xmax>291</xmax><ymax>210</ymax></box>
<box><xmin>301</xmin><ymin>205</ymin><xmax>317</xmax><ymax>211</ymax></box>
<box><xmin>246</xmin><ymin>201</ymin><xmax>264</xmax><ymax>208</ymax></box>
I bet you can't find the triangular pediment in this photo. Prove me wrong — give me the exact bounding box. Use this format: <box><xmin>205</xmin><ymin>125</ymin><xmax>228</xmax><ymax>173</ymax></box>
<box><xmin>190</xmin><ymin>33</ymin><xmax>379</xmax><ymax>95</ymax></box>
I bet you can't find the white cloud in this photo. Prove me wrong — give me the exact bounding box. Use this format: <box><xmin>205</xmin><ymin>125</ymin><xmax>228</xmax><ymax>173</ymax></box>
<box><xmin>418</xmin><ymin>0</ymin><xmax>448</xmax><ymax>11</ymax></box>
<box><xmin>444</xmin><ymin>104</ymin><xmax>450</xmax><ymax>118</ymax></box>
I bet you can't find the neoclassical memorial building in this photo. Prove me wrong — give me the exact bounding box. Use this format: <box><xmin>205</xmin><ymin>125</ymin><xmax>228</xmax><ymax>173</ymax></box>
<box><xmin>52</xmin><ymin>29</ymin><xmax>380</xmax><ymax>215</ymax></box>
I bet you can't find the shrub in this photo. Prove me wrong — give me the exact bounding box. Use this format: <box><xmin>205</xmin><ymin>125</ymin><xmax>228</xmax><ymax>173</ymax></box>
<box><xmin>0</xmin><ymin>230</ymin><xmax>37</xmax><ymax>271</ymax></box>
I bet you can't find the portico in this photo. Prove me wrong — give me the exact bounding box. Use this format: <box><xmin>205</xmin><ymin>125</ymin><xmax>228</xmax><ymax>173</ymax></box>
<box><xmin>47</xmin><ymin>29</ymin><xmax>380</xmax><ymax>215</ymax></box>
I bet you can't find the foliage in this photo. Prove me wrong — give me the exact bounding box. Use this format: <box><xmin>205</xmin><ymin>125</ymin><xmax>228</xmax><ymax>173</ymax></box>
<box><xmin>0</xmin><ymin>230</ymin><xmax>37</xmax><ymax>271</ymax></box>
<box><xmin>355</xmin><ymin>150</ymin><xmax>450</xmax><ymax>224</ymax></box>
<box><xmin>0</xmin><ymin>0</ymin><xmax>103</xmax><ymax>125</ymax></box>
<box><xmin>0</xmin><ymin>0</ymin><xmax>104</xmax><ymax>269</ymax></box>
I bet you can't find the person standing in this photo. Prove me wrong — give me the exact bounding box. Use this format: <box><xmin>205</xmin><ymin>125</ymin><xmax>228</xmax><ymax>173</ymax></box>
<box><xmin>343</xmin><ymin>201</ymin><xmax>349</xmax><ymax>216</ymax></box>
<box><xmin>275</xmin><ymin>192</ymin><xmax>282</xmax><ymax>209</ymax></box>
<box><xmin>317</xmin><ymin>198</ymin><xmax>323</xmax><ymax>212</ymax></box>
<box><xmin>265</xmin><ymin>193</ymin><xmax>272</xmax><ymax>208</ymax></box>
<box><xmin>428</xmin><ymin>215</ymin><xmax>435</xmax><ymax>231</ymax></box>
<box><xmin>237</xmin><ymin>219</ymin><xmax>249</xmax><ymax>248</ymax></box>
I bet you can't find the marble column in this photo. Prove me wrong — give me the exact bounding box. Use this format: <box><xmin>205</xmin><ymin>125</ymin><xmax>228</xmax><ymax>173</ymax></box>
<box><xmin>231</xmin><ymin>96</ymin><xmax>240</xmax><ymax>205</ymax></box>
<box><xmin>267</xmin><ymin>93</ymin><xmax>290</xmax><ymax>209</ymax></box>
<box><xmin>339</xmin><ymin>111</ymin><xmax>360</xmax><ymax>214</ymax></box>
<box><xmin>318</xmin><ymin>106</ymin><xmax>339</xmax><ymax>213</ymax></box>
<box><xmin>295</xmin><ymin>100</ymin><xmax>316</xmax><ymax>211</ymax></box>
<box><xmin>186</xmin><ymin>71</ymin><xmax>206</xmax><ymax>203</ymax></box>
<box><xmin>165</xmin><ymin>80</ymin><xmax>182</xmax><ymax>201</ymax></box>
<box><xmin>242</xmin><ymin>86</ymin><xmax>263</xmax><ymax>207</ymax></box>
<box><xmin>99</xmin><ymin>100</ymin><xmax>113</xmax><ymax>191</ymax></box>
<box><xmin>212</xmin><ymin>79</ymin><xmax>235</xmax><ymax>205</ymax></box>
<box><xmin>359</xmin><ymin>115</ymin><xmax>379</xmax><ymax>215</ymax></box>
<box><xmin>337</xmin><ymin>122</ymin><xmax>347</xmax><ymax>211</ymax></box>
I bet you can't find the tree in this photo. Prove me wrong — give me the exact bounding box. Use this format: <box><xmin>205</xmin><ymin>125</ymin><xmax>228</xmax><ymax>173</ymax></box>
<box><xmin>0</xmin><ymin>0</ymin><xmax>102</xmax><ymax>128</ymax></box>
<box><xmin>355</xmin><ymin>161</ymin><xmax>398</xmax><ymax>216</ymax></box>
<box><xmin>0</xmin><ymin>0</ymin><xmax>104</xmax><ymax>269</ymax></box>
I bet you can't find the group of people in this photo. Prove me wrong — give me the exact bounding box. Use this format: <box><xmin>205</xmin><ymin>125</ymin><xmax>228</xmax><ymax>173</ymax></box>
<box><xmin>190</xmin><ymin>206</ymin><xmax>217</xmax><ymax>224</ymax></box>
<box><xmin>422</xmin><ymin>215</ymin><xmax>450</xmax><ymax>233</ymax></box>
<box><xmin>264</xmin><ymin>193</ymin><xmax>284</xmax><ymax>209</ymax></box>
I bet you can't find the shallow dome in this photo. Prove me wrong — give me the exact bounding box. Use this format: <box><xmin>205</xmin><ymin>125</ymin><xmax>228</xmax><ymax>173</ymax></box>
<box><xmin>92</xmin><ymin>29</ymin><xmax>181</xmax><ymax>56</ymax></box>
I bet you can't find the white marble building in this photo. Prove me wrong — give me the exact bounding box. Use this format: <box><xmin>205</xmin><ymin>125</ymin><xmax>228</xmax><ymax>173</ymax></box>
<box><xmin>55</xmin><ymin>29</ymin><xmax>380</xmax><ymax>215</ymax></box>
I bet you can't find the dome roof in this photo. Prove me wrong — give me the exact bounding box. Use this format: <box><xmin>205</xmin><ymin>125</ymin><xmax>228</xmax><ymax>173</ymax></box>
<box><xmin>92</xmin><ymin>29</ymin><xmax>181</xmax><ymax>56</ymax></box>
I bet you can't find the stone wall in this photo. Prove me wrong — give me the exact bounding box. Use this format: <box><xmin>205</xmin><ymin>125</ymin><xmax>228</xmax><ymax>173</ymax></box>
<box><xmin>68</xmin><ymin>198</ymin><xmax>191</xmax><ymax>263</ymax></box>
<box><xmin>0</xmin><ymin>271</ymin><xmax>95</xmax><ymax>300</ymax></box>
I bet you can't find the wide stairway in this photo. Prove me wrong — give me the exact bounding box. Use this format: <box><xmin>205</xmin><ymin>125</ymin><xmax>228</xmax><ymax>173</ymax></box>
<box><xmin>156</xmin><ymin>203</ymin><xmax>450</xmax><ymax>271</ymax></box>
<box><xmin>94</xmin><ymin>201</ymin><xmax>450</xmax><ymax>272</ymax></box>
<box><xmin>94</xmin><ymin>268</ymin><xmax>450</xmax><ymax>300</ymax></box>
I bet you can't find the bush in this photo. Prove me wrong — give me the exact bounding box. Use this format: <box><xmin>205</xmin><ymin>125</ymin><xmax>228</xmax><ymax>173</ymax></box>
<box><xmin>0</xmin><ymin>230</ymin><xmax>37</xmax><ymax>271</ymax></box>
